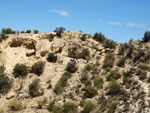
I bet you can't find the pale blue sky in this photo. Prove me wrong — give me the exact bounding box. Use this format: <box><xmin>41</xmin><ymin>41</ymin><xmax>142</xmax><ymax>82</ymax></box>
<box><xmin>0</xmin><ymin>0</ymin><xmax>150</xmax><ymax>43</ymax></box>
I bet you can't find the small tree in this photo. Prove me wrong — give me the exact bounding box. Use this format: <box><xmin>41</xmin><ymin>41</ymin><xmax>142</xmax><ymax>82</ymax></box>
<box><xmin>21</xmin><ymin>31</ymin><xmax>24</xmax><ymax>33</ymax></box>
<box><xmin>4</xmin><ymin>28</ymin><xmax>12</xmax><ymax>34</ymax></box>
<box><xmin>143</xmin><ymin>31</ymin><xmax>150</xmax><ymax>42</ymax></box>
<box><xmin>54</xmin><ymin>27</ymin><xmax>66</xmax><ymax>37</ymax></box>
<box><xmin>34</xmin><ymin>30</ymin><xmax>39</xmax><ymax>34</ymax></box>
<box><xmin>47</xmin><ymin>53</ymin><xmax>57</xmax><ymax>63</ymax></box>
<box><xmin>26</xmin><ymin>30</ymin><xmax>31</xmax><ymax>33</ymax></box>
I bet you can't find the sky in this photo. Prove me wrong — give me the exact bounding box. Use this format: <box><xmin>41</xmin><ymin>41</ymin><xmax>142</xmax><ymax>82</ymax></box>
<box><xmin>0</xmin><ymin>0</ymin><xmax>150</xmax><ymax>43</ymax></box>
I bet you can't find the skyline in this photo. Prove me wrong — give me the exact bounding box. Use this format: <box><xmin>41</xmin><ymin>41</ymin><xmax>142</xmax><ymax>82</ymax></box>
<box><xmin>0</xmin><ymin>0</ymin><xmax>150</xmax><ymax>43</ymax></box>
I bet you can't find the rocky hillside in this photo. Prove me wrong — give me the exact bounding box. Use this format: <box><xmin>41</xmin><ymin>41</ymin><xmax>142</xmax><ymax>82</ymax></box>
<box><xmin>0</xmin><ymin>31</ymin><xmax>150</xmax><ymax>113</ymax></box>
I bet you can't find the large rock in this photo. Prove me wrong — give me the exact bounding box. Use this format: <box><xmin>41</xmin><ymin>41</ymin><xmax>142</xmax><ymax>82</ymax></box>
<box><xmin>6</xmin><ymin>91</ymin><xmax>16</xmax><ymax>100</ymax></box>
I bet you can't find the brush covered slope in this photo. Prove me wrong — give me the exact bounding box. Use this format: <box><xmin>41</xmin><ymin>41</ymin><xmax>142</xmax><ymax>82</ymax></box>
<box><xmin>0</xmin><ymin>31</ymin><xmax>150</xmax><ymax>113</ymax></box>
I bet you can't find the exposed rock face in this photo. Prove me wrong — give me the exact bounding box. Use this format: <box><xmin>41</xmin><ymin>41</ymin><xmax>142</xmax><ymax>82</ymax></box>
<box><xmin>10</xmin><ymin>38</ymin><xmax>36</xmax><ymax>50</ymax></box>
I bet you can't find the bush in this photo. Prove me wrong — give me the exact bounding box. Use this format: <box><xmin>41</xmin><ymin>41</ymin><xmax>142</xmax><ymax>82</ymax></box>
<box><xmin>107</xmin><ymin>80</ymin><xmax>121</xmax><ymax>95</ymax></box>
<box><xmin>126</xmin><ymin>45</ymin><xmax>134</xmax><ymax>58</ymax></box>
<box><xmin>117</xmin><ymin>56</ymin><xmax>126</xmax><ymax>67</ymax></box>
<box><xmin>94</xmin><ymin>76</ymin><xmax>103</xmax><ymax>88</ymax></box>
<box><xmin>107</xmin><ymin>101</ymin><xmax>118</xmax><ymax>113</ymax></box>
<box><xmin>37</xmin><ymin>97</ymin><xmax>47</xmax><ymax>108</ymax></box>
<box><xmin>118</xmin><ymin>43</ymin><xmax>128</xmax><ymax>55</ymax></box>
<box><xmin>53</xmin><ymin>105</ymin><xmax>63</xmax><ymax>113</ymax></box>
<box><xmin>103</xmin><ymin>39</ymin><xmax>116</xmax><ymax>49</ymax></box>
<box><xmin>26</xmin><ymin>30</ymin><xmax>31</xmax><ymax>33</ymax></box>
<box><xmin>31</xmin><ymin>61</ymin><xmax>45</xmax><ymax>76</ymax></box>
<box><xmin>34</xmin><ymin>30</ymin><xmax>39</xmax><ymax>34</ymax></box>
<box><xmin>66</xmin><ymin>61</ymin><xmax>77</xmax><ymax>73</ymax></box>
<box><xmin>0</xmin><ymin>74</ymin><xmax>12</xmax><ymax>94</ymax></box>
<box><xmin>80</xmin><ymin>72</ymin><xmax>89</xmax><ymax>83</ymax></box>
<box><xmin>4</xmin><ymin>28</ymin><xmax>12</xmax><ymax>34</ymax></box>
<box><xmin>47</xmin><ymin>100</ymin><xmax>56</xmax><ymax>112</ymax></box>
<box><xmin>29</xmin><ymin>79</ymin><xmax>44</xmax><ymax>97</ymax></box>
<box><xmin>138</xmin><ymin>63</ymin><xmax>148</xmax><ymax>70</ymax></box>
<box><xmin>54</xmin><ymin>27</ymin><xmax>66</xmax><ymax>37</ymax></box>
<box><xmin>80</xmin><ymin>34</ymin><xmax>87</xmax><ymax>41</ymax></box>
<box><xmin>133</xmin><ymin>49</ymin><xmax>144</xmax><ymax>62</ymax></box>
<box><xmin>107</xmin><ymin>70</ymin><xmax>121</xmax><ymax>81</ymax></box>
<box><xmin>21</xmin><ymin>31</ymin><xmax>24</xmax><ymax>33</ymax></box>
<box><xmin>143</xmin><ymin>31</ymin><xmax>150</xmax><ymax>42</ymax></box>
<box><xmin>54</xmin><ymin>72</ymin><xmax>71</xmax><ymax>94</ymax></box>
<box><xmin>82</xmin><ymin>101</ymin><xmax>96</xmax><ymax>113</ymax></box>
<box><xmin>139</xmin><ymin>71</ymin><xmax>147</xmax><ymax>80</ymax></box>
<box><xmin>13</xmin><ymin>63</ymin><xmax>29</xmax><ymax>78</ymax></box>
<box><xmin>0</xmin><ymin>65</ymin><xmax>5</xmax><ymax>75</ymax></box>
<box><xmin>83</xmin><ymin>64</ymin><xmax>92</xmax><ymax>72</ymax></box>
<box><xmin>9</xmin><ymin>100</ymin><xmax>24</xmax><ymax>111</ymax></box>
<box><xmin>83</xmin><ymin>86</ymin><xmax>98</xmax><ymax>98</ymax></box>
<box><xmin>63</xmin><ymin>101</ymin><xmax>77</xmax><ymax>113</ymax></box>
<box><xmin>47</xmin><ymin>52</ymin><xmax>57</xmax><ymax>63</ymax></box>
<box><xmin>93</xmin><ymin>32</ymin><xmax>106</xmax><ymax>43</ymax></box>
<box><xmin>103</xmin><ymin>53</ymin><xmax>115</xmax><ymax>68</ymax></box>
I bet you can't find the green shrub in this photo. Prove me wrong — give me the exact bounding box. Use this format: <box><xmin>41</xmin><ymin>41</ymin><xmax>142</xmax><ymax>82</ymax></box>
<box><xmin>107</xmin><ymin>70</ymin><xmax>121</xmax><ymax>81</ymax></box>
<box><xmin>103</xmin><ymin>39</ymin><xmax>116</xmax><ymax>49</ymax></box>
<box><xmin>107</xmin><ymin>80</ymin><xmax>121</xmax><ymax>95</ymax></box>
<box><xmin>80</xmin><ymin>34</ymin><xmax>87</xmax><ymax>41</ymax></box>
<box><xmin>117</xmin><ymin>56</ymin><xmax>126</xmax><ymax>67</ymax></box>
<box><xmin>63</xmin><ymin>101</ymin><xmax>77</xmax><ymax>113</ymax></box>
<box><xmin>26</xmin><ymin>30</ymin><xmax>31</xmax><ymax>33</ymax></box>
<box><xmin>94</xmin><ymin>76</ymin><xmax>103</xmax><ymax>88</ymax></box>
<box><xmin>133</xmin><ymin>49</ymin><xmax>144</xmax><ymax>62</ymax></box>
<box><xmin>147</xmin><ymin>77</ymin><xmax>150</xmax><ymax>83</ymax></box>
<box><xmin>139</xmin><ymin>71</ymin><xmax>147</xmax><ymax>80</ymax></box>
<box><xmin>0</xmin><ymin>74</ymin><xmax>12</xmax><ymax>94</ymax></box>
<box><xmin>138</xmin><ymin>63</ymin><xmax>148</xmax><ymax>70</ymax></box>
<box><xmin>9</xmin><ymin>100</ymin><xmax>24</xmax><ymax>111</ymax></box>
<box><xmin>47</xmin><ymin>52</ymin><xmax>57</xmax><ymax>63</ymax></box>
<box><xmin>82</xmin><ymin>101</ymin><xmax>96</xmax><ymax>113</ymax></box>
<box><xmin>29</xmin><ymin>79</ymin><xmax>44</xmax><ymax>97</ymax></box>
<box><xmin>83</xmin><ymin>86</ymin><xmax>98</xmax><ymax>98</ymax></box>
<box><xmin>103</xmin><ymin>53</ymin><xmax>115</xmax><ymax>68</ymax></box>
<box><xmin>54</xmin><ymin>72</ymin><xmax>71</xmax><ymax>94</ymax></box>
<box><xmin>13</xmin><ymin>63</ymin><xmax>29</xmax><ymax>78</ymax></box>
<box><xmin>21</xmin><ymin>31</ymin><xmax>24</xmax><ymax>33</ymax></box>
<box><xmin>143</xmin><ymin>31</ymin><xmax>150</xmax><ymax>42</ymax></box>
<box><xmin>80</xmin><ymin>72</ymin><xmax>89</xmax><ymax>83</ymax></box>
<box><xmin>126</xmin><ymin>45</ymin><xmax>134</xmax><ymax>58</ymax></box>
<box><xmin>37</xmin><ymin>97</ymin><xmax>47</xmax><ymax>108</ymax></box>
<box><xmin>66</xmin><ymin>61</ymin><xmax>77</xmax><ymax>73</ymax></box>
<box><xmin>83</xmin><ymin>64</ymin><xmax>92</xmax><ymax>72</ymax></box>
<box><xmin>107</xmin><ymin>101</ymin><xmax>118</xmax><ymax>113</ymax></box>
<box><xmin>4</xmin><ymin>28</ymin><xmax>12</xmax><ymax>34</ymax></box>
<box><xmin>118</xmin><ymin>43</ymin><xmax>128</xmax><ymax>55</ymax></box>
<box><xmin>54</xmin><ymin>27</ymin><xmax>66</xmax><ymax>37</ymax></box>
<box><xmin>53</xmin><ymin>105</ymin><xmax>63</xmax><ymax>113</ymax></box>
<box><xmin>47</xmin><ymin>100</ymin><xmax>56</xmax><ymax>112</ymax></box>
<box><xmin>0</xmin><ymin>65</ymin><xmax>5</xmax><ymax>75</ymax></box>
<box><xmin>31</xmin><ymin>61</ymin><xmax>45</xmax><ymax>76</ymax></box>
<box><xmin>93</xmin><ymin>32</ymin><xmax>106</xmax><ymax>43</ymax></box>
<box><xmin>33</xmin><ymin>30</ymin><xmax>39</xmax><ymax>34</ymax></box>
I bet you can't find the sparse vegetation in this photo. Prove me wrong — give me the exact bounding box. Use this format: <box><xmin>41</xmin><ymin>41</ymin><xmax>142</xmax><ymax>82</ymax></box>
<box><xmin>54</xmin><ymin>72</ymin><xmax>71</xmax><ymax>94</ymax></box>
<box><xmin>66</xmin><ymin>61</ymin><xmax>78</xmax><ymax>73</ymax></box>
<box><xmin>9</xmin><ymin>100</ymin><xmax>24</xmax><ymax>111</ymax></box>
<box><xmin>63</xmin><ymin>101</ymin><xmax>77</xmax><ymax>113</ymax></box>
<box><xmin>117</xmin><ymin>56</ymin><xmax>126</xmax><ymax>67</ymax></box>
<box><xmin>80</xmin><ymin>34</ymin><xmax>87</xmax><ymax>41</ymax></box>
<box><xmin>13</xmin><ymin>63</ymin><xmax>29</xmax><ymax>78</ymax></box>
<box><xmin>103</xmin><ymin>52</ymin><xmax>115</xmax><ymax>68</ymax></box>
<box><xmin>54</xmin><ymin>27</ymin><xmax>66</xmax><ymax>37</ymax></box>
<box><xmin>31</xmin><ymin>61</ymin><xmax>45</xmax><ymax>76</ymax></box>
<box><xmin>47</xmin><ymin>52</ymin><xmax>57</xmax><ymax>63</ymax></box>
<box><xmin>0</xmin><ymin>74</ymin><xmax>12</xmax><ymax>94</ymax></box>
<box><xmin>29</xmin><ymin>79</ymin><xmax>44</xmax><ymax>97</ymax></box>
<box><xmin>26</xmin><ymin>30</ymin><xmax>31</xmax><ymax>33</ymax></box>
<box><xmin>143</xmin><ymin>31</ymin><xmax>150</xmax><ymax>42</ymax></box>
<box><xmin>94</xmin><ymin>76</ymin><xmax>103</xmax><ymax>88</ymax></box>
<box><xmin>107</xmin><ymin>80</ymin><xmax>121</xmax><ymax>95</ymax></box>
<box><xmin>82</xmin><ymin>101</ymin><xmax>96</xmax><ymax>113</ymax></box>
<box><xmin>83</xmin><ymin>86</ymin><xmax>98</xmax><ymax>98</ymax></box>
<box><xmin>107</xmin><ymin>70</ymin><xmax>121</xmax><ymax>81</ymax></box>
<box><xmin>33</xmin><ymin>29</ymin><xmax>39</xmax><ymax>34</ymax></box>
